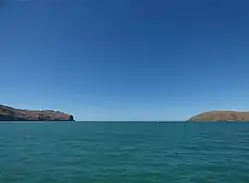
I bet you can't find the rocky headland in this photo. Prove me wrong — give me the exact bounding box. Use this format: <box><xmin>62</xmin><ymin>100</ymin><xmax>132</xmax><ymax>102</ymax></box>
<box><xmin>0</xmin><ymin>104</ymin><xmax>74</xmax><ymax>121</ymax></box>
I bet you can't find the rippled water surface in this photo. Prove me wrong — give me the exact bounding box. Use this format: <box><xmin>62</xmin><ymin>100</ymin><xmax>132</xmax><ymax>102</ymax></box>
<box><xmin>0</xmin><ymin>122</ymin><xmax>249</xmax><ymax>183</ymax></box>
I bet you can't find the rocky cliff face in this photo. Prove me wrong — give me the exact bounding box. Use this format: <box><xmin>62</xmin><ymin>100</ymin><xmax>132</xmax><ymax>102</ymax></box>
<box><xmin>0</xmin><ymin>105</ymin><xmax>74</xmax><ymax>121</ymax></box>
<box><xmin>188</xmin><ymin>111</ymin><xmax>249</xmax><ymax>122</ymax></box>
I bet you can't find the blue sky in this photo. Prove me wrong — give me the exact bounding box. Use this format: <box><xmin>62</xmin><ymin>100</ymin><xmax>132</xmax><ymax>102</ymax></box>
<box><xmin>1</xmin><ymin>0</ymin><xmax>249</xmax><ymax>121</ymax></box>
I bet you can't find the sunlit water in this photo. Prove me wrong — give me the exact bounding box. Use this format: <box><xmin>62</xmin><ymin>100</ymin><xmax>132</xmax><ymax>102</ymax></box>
<box><xmin>0</xmin><ymin>122</ymin><xmax>249</xmax><ymax>183</ymax></box>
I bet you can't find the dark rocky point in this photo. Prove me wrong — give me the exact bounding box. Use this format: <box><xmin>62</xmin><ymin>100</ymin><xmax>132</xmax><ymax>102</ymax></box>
<box><xmin>0</xmin><ymin>105</ymin><xmax>74</xmax><ymax>121</ymax></box>
<box><xmin>188</xmin><ymin>110</ymin><xmax>249</xmax><ymax>122</ymax></box>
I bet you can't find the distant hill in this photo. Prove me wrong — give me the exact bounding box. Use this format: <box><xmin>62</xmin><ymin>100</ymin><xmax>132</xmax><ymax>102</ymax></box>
<box><xmin>188</xmin><ymin>111</ymin><xmax>249</xmax><ymax>122</ymax></box>
<box><xmin>0</xmin><ymin>104</ymin><xmax>74</xmax><ymax>121</ymax></box>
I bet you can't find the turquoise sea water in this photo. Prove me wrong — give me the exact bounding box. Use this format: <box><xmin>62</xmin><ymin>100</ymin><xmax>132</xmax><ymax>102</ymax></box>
<box><xmin>0</xmin><ymin>122</ymin><xmax>249</xmax><ymax>183</ymax></box>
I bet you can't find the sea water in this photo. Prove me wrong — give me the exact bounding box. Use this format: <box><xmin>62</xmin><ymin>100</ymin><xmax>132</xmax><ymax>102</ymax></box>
<box><xmin>0</xmin><ymin>122</ymin><xmax>249</xmax><ymax>183</ymax></box>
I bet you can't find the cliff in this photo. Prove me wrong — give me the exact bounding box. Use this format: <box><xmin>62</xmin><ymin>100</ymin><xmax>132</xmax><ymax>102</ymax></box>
<box><xmin>0</xmin><ymin>105</ymin><xmax>74</xmax><ymax>121</ymax></box>
<box><xmin>188</xmin><ymin>110</ymin><xmax>249</xmax><ymax>122</ymax></box>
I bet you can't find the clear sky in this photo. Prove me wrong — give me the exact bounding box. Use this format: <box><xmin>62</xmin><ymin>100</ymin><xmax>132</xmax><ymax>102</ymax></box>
<box><xmin>1</xmin><ymin>0</ymin><xmax>249</xmax><ymax>121</ymax></box>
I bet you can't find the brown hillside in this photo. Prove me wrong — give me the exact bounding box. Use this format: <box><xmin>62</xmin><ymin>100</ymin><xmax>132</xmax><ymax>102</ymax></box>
<box><xmin>188</xmin><ymin>111</ymin><xmax>249</xmax><ymax>122</ymax></box>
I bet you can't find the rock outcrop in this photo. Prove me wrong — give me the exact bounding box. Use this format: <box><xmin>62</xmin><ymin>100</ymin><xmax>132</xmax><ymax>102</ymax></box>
<box><xmin>188</xmin><ymin>110</ymin><xmax>249</xmax><ymax>122</ymax></box>
<box><xmin>0</xmin><ymin>105</ymin><xmax>74</xmax><ymax>121</ymax></box>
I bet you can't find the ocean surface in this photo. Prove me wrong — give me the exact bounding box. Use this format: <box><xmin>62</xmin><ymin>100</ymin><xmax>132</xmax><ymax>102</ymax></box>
<box><xmin>0</xmin><ymin>122</ymin><xmax>249</xmax><ymax>183</ymax></box>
